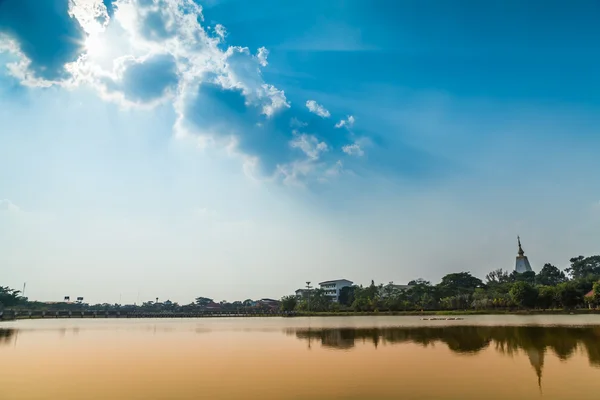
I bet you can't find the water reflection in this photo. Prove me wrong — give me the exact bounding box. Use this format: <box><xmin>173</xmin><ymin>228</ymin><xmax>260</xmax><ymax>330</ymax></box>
<box><xmin>0</xmin><ymin>328</ymin><xmax>17</xmax><ymax>346</ymax></box>
<box><xmin>287</xmin><ymin>326</ymin><xmax>600</xmax><ymax>389</ymax></box>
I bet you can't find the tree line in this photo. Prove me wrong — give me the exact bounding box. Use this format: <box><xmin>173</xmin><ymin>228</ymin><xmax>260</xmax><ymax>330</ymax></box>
<box><xmin>0</xmin><ymin>290</ymin><xmax>278</xmax><ymax>313</ymax></box>
<box><xmin>2</xmin><ymin>255</ymin><xmax>599</xmax><ymax>313</ymax></box>
<box><xmin>279</xmin><ymin>255</ymin><xmax>600</xmax><ymax>312</ymax></box>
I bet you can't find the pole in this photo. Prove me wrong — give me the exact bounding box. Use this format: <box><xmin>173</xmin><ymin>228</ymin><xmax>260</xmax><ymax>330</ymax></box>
<box><xmin>22</xmin><ymin>282</ymin><xmax>26</xmax><ymax>297</ymax></box>
<box><xmin>306</xmin><ymin>281</ymin><xmax>312</xmax><ymax>312</ymax></box>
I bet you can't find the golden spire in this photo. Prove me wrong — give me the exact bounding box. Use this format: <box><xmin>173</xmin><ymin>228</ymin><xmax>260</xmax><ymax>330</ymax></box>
<box><xmin>518</xmin><ymin>236</ymin><xmax>525</xmax><ymax>257</ymax></box>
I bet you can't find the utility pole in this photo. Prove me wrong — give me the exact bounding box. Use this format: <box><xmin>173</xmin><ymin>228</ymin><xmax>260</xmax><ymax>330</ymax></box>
<box><xmin>306</xmin><ymin>281</ymin><xmax>312</xmax><ymax>312</ymax></box>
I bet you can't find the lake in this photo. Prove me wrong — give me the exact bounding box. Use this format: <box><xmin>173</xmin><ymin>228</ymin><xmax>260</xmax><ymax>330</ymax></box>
<box><xmin>1</xmin><ymin>315</ymin><xmax>600</xmax><ymax>399</ymax></box>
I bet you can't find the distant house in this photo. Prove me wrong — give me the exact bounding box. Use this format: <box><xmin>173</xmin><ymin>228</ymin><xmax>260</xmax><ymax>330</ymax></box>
<box><xmin>257</xmin><ymin>298</ymin><xmax>279</xmax><ymax>308</ymax></box>
<box><xmin>585</xmin><ymin>289</ymin><xmax>596</xmax><ymax>309</ymax></box>
<box><xmin>379</xmin><ymin>283</ymin><xmax>414</xmax><ymax>298</ymax></box>
<box><xmin>295</xmin><ymin>289</ymin><xmax>311</xmax><ymax>300</ymax></box>
<box><xmin>319</xmin><ymin>279</ymin><xmax>353</xmax><ymax>302</ymax></box>
<box><xmin>204</xmin><ymin>302</ymin><xmax>222</xmax><ymax>311</ymax></box>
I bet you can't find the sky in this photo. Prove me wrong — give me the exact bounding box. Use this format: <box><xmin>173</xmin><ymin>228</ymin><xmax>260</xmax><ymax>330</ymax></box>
<box><xmin>1</xmin><ymin>0</ymin><xmax>599</xmax><ymax>305</ymax></box>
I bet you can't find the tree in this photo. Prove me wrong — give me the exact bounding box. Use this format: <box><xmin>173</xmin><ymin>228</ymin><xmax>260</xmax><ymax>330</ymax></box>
<box><xmin>509</xmin><ymin>282</ymin><xmax>538</xmax><ymax>308</ymax></box>
<box><xmin>555</xmin><ymin>282</ymin><xmax>582</xmax><ymax>309</ymax></box>
<box><xmin>280</xmin><ymin>295</ymin><xmax>297</xmax><ymax>312</ymax></box>
<box><xmin>0</xmin><ymin>286</ymin><xmax>24</xmax><ymax>307</ymax></box>
<box><xmin>536</xmin><ymin>263</ymin><xmax>567</xmax><ymax>286</ymax></box>
<box><xmin>536</xmin><ymin>286</ymin><xmax>556</xmax><ymax>309</ymax></box>
<box><xmin>512</xmin><ymin>270</ymin><xmax>536</xmax><ymax>285</ymax></box>
<box><xmin>338</xmin><ymin>286</ymin><xmax>355</xmax><ymax>307</ymax></box>
<box><xmin>408</xmin><ymin>278</ymin><xmax>431</xmax><ymax>286</ymax></box>
<box><xmin>299</xmin><ymin>288</ymin><xmax>330</xmax><ymax>312</ymax></box>
<box><xmin>485</xmin><ymin>269</ymin><xmax>511</xmax><ymax>285</ymax></box>
<box><xmin>195</xmin><ymin>297</ymin><xmax>213</xmax><ymax>307</ymax></box>
<box><xmin>437</xmin><ymin>272</ymin><xmax>483</xmax><ymax>297</ymax></box>
<box><xmin>565</xmin><ymin>256</ymin><xmax>600</xmax><ymax>279</ymax></box>
<box><xmin>594</xmin><ymin>281</ymin><xmax>600</xmax><ymax>300</ymax></box>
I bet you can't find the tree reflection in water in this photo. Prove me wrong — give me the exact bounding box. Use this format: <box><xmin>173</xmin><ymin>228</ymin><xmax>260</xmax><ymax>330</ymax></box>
<box><xmin>286</xmin><ymin>325</ymin><xmax>600</xmax><ymax>390</ymax></box>
<box><xmin>0</xmin><ymin>328</ymin><xmax>17</xmax><ymax>346</ymax></box>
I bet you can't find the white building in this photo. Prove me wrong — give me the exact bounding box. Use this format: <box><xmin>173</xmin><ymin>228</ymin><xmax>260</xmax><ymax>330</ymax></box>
<box><xmin>319</xmin><ymin>279</ymin><xmax>353</xmax><ymax>302</ymax></box>
<box><xmin>379</xmin><ymin>283</ymin><xmax>414</xmax><ymax>298</ymax></box>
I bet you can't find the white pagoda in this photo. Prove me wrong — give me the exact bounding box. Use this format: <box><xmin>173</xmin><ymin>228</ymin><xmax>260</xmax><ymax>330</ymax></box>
<box><xmin>515</xmin><ymin>236</ymin><xmax>533</xmax><ymax>273</ymax></box>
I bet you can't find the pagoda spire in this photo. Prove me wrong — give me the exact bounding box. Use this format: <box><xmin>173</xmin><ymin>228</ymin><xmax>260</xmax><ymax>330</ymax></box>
<box><xmin>515</xmin><ymin>236</ymin><xmax>533</xmax><ymax>273</ymax></box>
<box><xmin>518</xmin><ymin>236</ymin><xmax>525</xmax><ymax>257</ymax></box>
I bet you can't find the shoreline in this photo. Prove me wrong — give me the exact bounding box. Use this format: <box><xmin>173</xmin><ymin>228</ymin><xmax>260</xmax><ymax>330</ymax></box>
<box><xmin>3</xmin><ymin>308</ymin><xmax>600</xmax><ymax>321</ymax></box>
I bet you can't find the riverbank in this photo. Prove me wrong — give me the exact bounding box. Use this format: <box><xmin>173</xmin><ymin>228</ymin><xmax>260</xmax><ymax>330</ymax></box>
<box><xmin>4</xmin><ymin>308</ymin><xmax>600</xmax><ymax>321</ymax></box>
<box><xmin>292</xmin><ymin>309</ymin><xmax>600</xmax><ymax>317</ymax></box>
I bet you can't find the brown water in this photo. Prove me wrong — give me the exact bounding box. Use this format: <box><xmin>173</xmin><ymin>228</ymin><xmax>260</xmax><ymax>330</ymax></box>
<box><xmin>1</xmin><ymin>315</ymin><xmax>600</xmax><ymax>399</ymax></box>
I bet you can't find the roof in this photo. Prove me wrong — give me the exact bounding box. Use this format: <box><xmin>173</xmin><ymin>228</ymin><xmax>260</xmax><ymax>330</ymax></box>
<box><xmin>585</xmin><ymin>290</ymin><xmax>594</xmax><ymax>298</ymax></box>
<box><xmin>259</xmin><ymin>298</ymin><xmax>279</xmax><ymax>302</ymax></box>
<box><xmin>390</xmin><ymin>284</ymin><xmax>413</xmax><ymax>290</ymax></box>
<box><xmin>319</xmin><ymin>279</ymin><xmax>353</xmax><ymax>285</ymax></box>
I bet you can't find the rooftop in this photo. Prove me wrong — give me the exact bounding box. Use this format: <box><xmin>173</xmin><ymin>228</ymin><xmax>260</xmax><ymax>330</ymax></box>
<box><xmin>319</xmin><ymin>279</ymin><xmax>353</xmax><ymax>285</ymax></box>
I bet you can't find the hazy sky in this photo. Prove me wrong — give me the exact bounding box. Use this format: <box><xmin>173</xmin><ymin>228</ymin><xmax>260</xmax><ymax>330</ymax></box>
<box><xmin>1</xmin><ymin>0</ymin><xmax>599</xmax><ymax>304</ymax></box>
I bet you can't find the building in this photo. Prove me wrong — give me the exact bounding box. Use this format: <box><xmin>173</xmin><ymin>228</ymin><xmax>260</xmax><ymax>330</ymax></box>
<box><xmin>379</xmin><ymin>283</ymin><xmax>414</xmax><ymax>298</ymax></box>
<box><xmin>319</xmin><ymin>279</ymin><xmax>353</xmax><ymax>302</ymax></box>
<box><xmin>257</xmin><ymin>298</ymin><xmax>280</xmax><ymax>309</ymax></box>
<box><xmin>515</xmin><ymin>236</ymin><xmax>533</xmax><ymax>273</ymax></box>
<box><xmin>295</xmin><ymin>289</ymin><xmax>311</xmax><ymax>300</ymax></box>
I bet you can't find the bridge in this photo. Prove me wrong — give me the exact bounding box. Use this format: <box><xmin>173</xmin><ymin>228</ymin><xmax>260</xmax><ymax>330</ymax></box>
<box><xmin>0</xmin><ymin>309</ymin><xmax>296</xmax><ymax>320</ymax></box>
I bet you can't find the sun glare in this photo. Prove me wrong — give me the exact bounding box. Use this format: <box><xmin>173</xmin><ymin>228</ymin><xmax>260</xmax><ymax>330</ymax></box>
<box><xmin>85</xmin><ymin>34</ymin><xmax>106</xmax><ymax>58</ymax></box>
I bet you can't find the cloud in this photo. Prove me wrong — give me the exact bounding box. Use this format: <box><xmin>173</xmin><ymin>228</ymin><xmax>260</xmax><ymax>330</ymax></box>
<box><xmin>290</xmin><ymin>132</ymin><xmax>328</xmax><ymax>160</ymax></box>
<box><xmin>0</xmin><ymin>0</ymin><xmax>86</xmax><ymax>81</ymax></box>
<box><xmin>0</xmin><ymin>199</ymin><xmax>20</xmax><ymax>213</ymax></box>
<box><xmin>0</xmin><ymin>0</ymin><xmax>351</xmax><ymax>185</ymax></box>
<box><xmin>256</xmin><ymin>47</ymin><xmax>269</xmax><ymax>67</ymax></box>
<box><xmin>342</xmin><ymin>143</ymin><xmax>365</xmax><ymax>157</ymax></box>
<box><xmin>214</xmin><ymin>24</ymin><xmax>226</xmax><ymax>40</ymax></box>
<box><xmin>100</xmin><ymin>53</ymin><xmax>179</xmax><ymax>103</ymax></box>
<box><xmin>335</xmin><ymin>115</ymin><xmax>355</xmax><ymax>129</ymax></box>
<box><xmin>290</xmin><ymin>117</ymin><xmax>308</xmax><ymax>128</ymax></box>
<box><xmin>306</xmin><ymin>100</ymin><xmax>331</xmax><ymax>118</ymax></box>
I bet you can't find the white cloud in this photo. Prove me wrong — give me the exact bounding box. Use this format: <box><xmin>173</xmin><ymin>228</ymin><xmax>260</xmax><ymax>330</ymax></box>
<box><xmin>342</xmin><ymin>143</ymin><xmax>364</xmax><ymax>157</ymax></box>
<box><xmin>290</xmin><ymin>117</ymin><xmax>308</xmax><ymax>128</ymax></box>
<box><xmin>1</xmin><ymin>0</ymin><xmax>343</xmax><ymax>185</ymax></box>
<box><xmin>335</xmin><ymin>115</ymin><xmax>355</xmax><ymax>129</ymax></box>
<box><xmin>290</xmin><ymin>132</ymin><xmax>328</xmax><ymax>160</ymax></box>
<box><xmin>68</xmin><ymin>0</ymin><xmax>110</xmax><ymax>35</ymax></box>
<box><xmin>306</xmin><ymin>100</ymin><xmax>330</xmax><ymax>118</ymax></box>
<box><xmin>214</xmin><ymin>24</ymin><xmax>226</xmax><ymax>40</ymax></box>
<box><xmin>256</xmin><ymin>46</ymin><xmax>269</xmax><ymax>67</ymax></box>
<box><xmin>0</xmin><ymin>199</ymin><xmax>20</xmax><ymax>213</ymax></box>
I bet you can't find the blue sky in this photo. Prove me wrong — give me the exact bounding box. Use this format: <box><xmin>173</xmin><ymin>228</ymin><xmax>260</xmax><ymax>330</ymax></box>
<box><xmin>1</xmin><ymin>0</ymin><xmax>599</xmax><ymax>304</ymax></box>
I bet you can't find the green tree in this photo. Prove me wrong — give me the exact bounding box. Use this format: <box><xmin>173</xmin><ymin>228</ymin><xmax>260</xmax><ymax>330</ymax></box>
<box><xmin>594</xmin><ymin>281</ymin><xmax>600</xmax><ymax>300</ymax></box>
<box><xmin>536</xmin><ymin>263</ymin><xmax>567</xmax><ymax>286</ymax></box>
<box><xmin>300</xmin><ymin>288</ymin><xmax>330</xmax><ymax>312</ymax></box>
<box><xmin>0</xmin><ymin>286</ymin><xmax>24</xmax><ymax>307</ymax></box>
<box><xmin>338</xmin><ymin>286</ymin><xmax>355</xmax><ymax>307</ymax></box>
<box><xmin>437</xmin><ymin>272</ymin><xmax>483</xmax><ymax>297</ymax></box>
<box><xmin>536</xmin><ymin>286</ymin><xmax>556</xmax><ymax>309</ymax></box>
<box><xmin>565</xmin><ymin>256</ymin><xmax>600</xmax><ymax>279</ymax></box>
<box><xmin>195</xmin><ymin>297</ymin><xmax>213</xmax><ymax>307</ymax></box>
<box><xmin>485</xmin><ymin>269</ymin><xmax>511</xmax><ymax>285</ymax></box>
<box><xmin>510</xmin><ymin>270</ymin><xmax>536</xmax><ymax>285</ymax></box>
<box><xmin>280</xmin><ymin>295</ymin><xmax>297</xmax><ymax>312</ymax></box>
<box><xmin>555</xmin><ymin>282</ymin><xmax>582</xmax><ymax>309</ymax></box>
<box><xmin>509</xmin><ymin>282</ymin><xmax>538</xmax><ymax>308</ymax></box>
